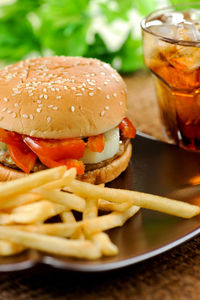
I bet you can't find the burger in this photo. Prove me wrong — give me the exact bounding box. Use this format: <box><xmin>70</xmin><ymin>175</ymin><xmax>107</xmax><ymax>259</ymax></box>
<box><xmin>0</xmin><ymin>56</ymin><xmax>136</xmax><ymax>184</ymax></box>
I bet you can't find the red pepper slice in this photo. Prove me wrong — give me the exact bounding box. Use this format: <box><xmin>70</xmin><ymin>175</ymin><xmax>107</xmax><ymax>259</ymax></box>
<box><xmin>0</xmin><ymin>128</ymin><xmax>37</xmax><ymax>173</ymax></box>
<box><xmin>119</xmin><ymin>118</ymin><xmax>136</xmax><ymax>138</ymax></box>
<box><xmin>8</xmin><ymin>143</ymin><xmax>37</xmax><ymax>174</ymax></box>
<box><xmin>88</xmin><ymin>134</ymin><xmax>105</xmax><ymax>153</ymax></box>
<box><xmin>38</xmin><ymin>155</ymin><xmax>85</xmax><ymax>175</ymax></box>
<box><xmin>23</xmin><ymin>136</ymin><xmax>85</xmax><ymax>160</ymax></box>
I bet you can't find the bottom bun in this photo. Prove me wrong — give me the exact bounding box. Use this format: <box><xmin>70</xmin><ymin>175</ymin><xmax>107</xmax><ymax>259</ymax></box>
<box><xmin>0</xmin><ymin>142</ymin><xmax>132</xmax><ymax>184</ymax></box>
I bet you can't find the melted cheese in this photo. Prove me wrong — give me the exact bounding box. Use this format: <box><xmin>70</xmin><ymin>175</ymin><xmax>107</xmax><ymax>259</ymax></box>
<box><xmin>81</xmin><ymin>127</ymin><xmax>120</xmax><ymax>164</ymax></box>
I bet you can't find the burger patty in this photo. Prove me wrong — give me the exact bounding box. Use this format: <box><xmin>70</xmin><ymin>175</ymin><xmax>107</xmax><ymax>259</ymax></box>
<box><xmin>0</xmin><ymin>138</ymin><xmax>130</xmax><ymax>173</ymax></box>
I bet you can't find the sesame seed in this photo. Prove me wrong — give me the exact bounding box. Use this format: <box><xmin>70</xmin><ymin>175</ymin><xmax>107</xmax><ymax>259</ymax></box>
<box><xmin>89</xmin><ymin>87</ymin><xmax>94</xmax><ymax>91</ymax></box>
<box><xmin>105</xmin><ymin>106</ymin><xmax>109</xmax><ymax>110</ymax></box>
<box><xmin>111</xmin><ymin>73</ymin><xmax>117</xmax><ymax>78</ymax></box>
<box><xmin>48</xmin><ymin>105</ymin><xmax>53</xmax><ymax>108</ymax></box>
<box><xmin>71</xmin><ymin>87</ymin><xmax>76</xmax><ymax>90</ymax></box>
<box><xmin>29</xmin><ymin>93</ymin><xmax>33</xmax><ymax>96</ymax></box>
<box><xmin>120</xmin><ymin>101</ymin><xmax>123</xmax><ymax>106</ymax></box>
<box><xmin>56</xmin><ymin>88</ymin><xmax>59</xmax><ymax>91</ymax></box>
<box><xmin>30</xmin><ymin>131</ymin><xmax>35</xmax><ymax>136</ymax></box>
<box><xmin>39</xmin><ymin>94</ymin><xmax>43</xmax><ymax>99</ymax></box>
<box><xmin>43</xmin><ymin>88</ymin><xmax>47</xmax><ymax>92</ymax></box>
<box><xmin>104</xmin><ymin>82</ymin><xmax>108</xmax><ymax>85</ymax></box>
<box><xmin>106</xmin><ymin>95</ymin><xmax>110</xmax><ymax>100</ymax></box>
<box><xmin>3</xmin><ymin>98</ymin><xmax>8</xmax><ymax>102</ymax></box>
<box><xmin>89</xmin><ymin>92</ymin><xmax>94</xmax><ymax>96</ymax></box>
<box><xmin>97</xmin><ymin>87</ymin><xmax>101</xmax><ymax>91</ymax></box>
<box><xmin>37</xmin><ymin>100</ymin><xmax>42</xmax><ymax>104</ymax></box>
<box><xmin>100</xmin><ymin>111</ymin><xmax>105</xmax><ymax>117</ymax></box>
<box><xmin>113</xmin><ymin>93</ymin><xmax>117</xmax><ymax>97</ymax></box>
<box><xmin>115</xmin><ymin>78</ymin><xmax>120</xmax><ymax>82</ymax></box>
<box><xmin>47</xmin><ymin>116</ymin><xmax>51</xmax><ymax>123</ymax></box>
<box><xmin>81</xmin><ymin>88</ymin><xmax>85</xmax><ymax>91</ymax></box>
<box><xmin>2</xmin><ymin>108</ymin><xmax>7</xmax><ymax>112</ymax></box>
<box><xmin>100</xmin><ymin>72</ymin><xmax>105</xmax><ymax>75</ymax></box>
<box><xmin>71</xmin><ymin>106</ymin><xmax>75</xmax><ymax>112</ymax></box>
<box><xmin>53</xmin><ymin>106</ymin><xmax>58</xmax><ymax>110</ymax></box>
<box><xmin>44</xmin><ymin>95</ymin><xmax>48</xmax><ymax>100</ymax></box>
<box><xmin>64</xmin><ymin>86</ymin><xmax>67</xmax><ymax>90</ymax></box>
<box><xmin>38</xmin><ymin>104</ymin><xmax>43</xmax><ymax>108</ymax></box>
<box><xmin>56</xmin><ymin>96</ymin><xmax>62</xmax><ymax>99</ymax></box>
<box><xmin>36</xmin><ymin>108</ymin><xmax>41</xmax><ymax>113</ymax></box>
<box><xmin>14</xmin><ymin>103</ymin><xmax>19</xmax><ymax>107</ymax></box>
<box><xmin>22</xmin><ymin>114</ymin><xmax>28</xmax><ymax>119</ymax></box>
<box><xmin>12</xmin><ymin>112</ymin><xmax>16</xmax><ymax>118</ymax></box>
<box><xmin>7</xmin><ymin>110</ymin><xmax>12</xmax><ymax>114</ymax></box>
<box><xmin>29</xmin><ymin>114</ymin><xmax>34</xmax><ymax>120</ymax></box>
<box><xmin>75</xmin><ymin>93</ymin><xmax>82</xmax><ymax>96</ymax></box>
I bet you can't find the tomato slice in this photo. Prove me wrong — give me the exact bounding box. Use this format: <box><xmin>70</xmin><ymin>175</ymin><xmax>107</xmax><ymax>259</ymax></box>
<box><xmin>119</xmin><ymin>118</ymin><xmax>136</xmax><ymax>139</ymax></box>
<box><xmin>88</xmin><ymin>134</ymin><xmax>105</xmax><ymax>152</ymax></box>
<box><xmin>0</xmin><ymin>128</ymin><xmax>22</xmax><ymax>146</ymax></box>
<box><xmin>0</xmin><ymin>128</ymin><xmax>37</xmax><ymax>173</ymax></box>
<box><xmin>23</xmin><ymin>137</ymin><xmax>85</xmax><ymax>160</ymax></box>
<box><xmin>38</xmin><ymin>155</ymin><xmax>85</xmax><ymax>175</ymax></box>
<box><xmin>8</xmin><ymin>143</ymin><xmax>37</xmax><ymax>174</ymax></box>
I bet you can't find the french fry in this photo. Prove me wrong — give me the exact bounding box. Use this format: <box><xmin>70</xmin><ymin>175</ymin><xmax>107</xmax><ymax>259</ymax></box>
<box><xmin>0</xmin><ymin>166</ymin><xmax>66</xmax><ymax>200</ymax></box>
<box><xmin>83</xmin><ymin>198</ymin><xmax>98</xmax><ymax>221</ymax></box>
<box><xmin>9</xmin><ymin>222</ymin><xmax>80</xmax><ymax>238</ymax></box>
<box><xmin>0</xmin><ymin>201</ymin><xmax>65</xmax><ymax>225</ymax></box>
<box><xmin>61</xmin><ymin>211</ymin><xmax>76</xmax><ymax>223</ymax></box>
<box><xmin>92</xmin><ymin>233</ymin><xmax>118</xmax><ymax>256</ymax></box>
<box><xmin>0</xmin><ymin>240</ymin><xmax>25</xmax><ymax>256</ymax></box>
<box><xmin>82</xmin><ymin>205</ymin><xmax>140</xmax><ymax>235</ymax></box>
<box><xmin>33</xmin><ymin>188</ymin><xmax>85</xmax><ymax>212</ymax></box>
<box><xmin>61</xmin><ymin>211</ymin><xmax>84</xmax><ymax>240</ymax></box>
<box><xmin>83</xmin><ymin>198</ymin><xmax>118</xmax><ymax>256</ymax></box>
<box><xmin>43</xmin><ymin>168</ymin><xmax>76</xmax><ymax>190</ymax></box>
<box><xmin>0</xmin><ymin>193</ymin><xmax>41</xmax><ymax>210</ymax></box>
<box><xmin>70</xmin><ymin>180</ymin><xmax>200</xmax><ymax>218</ymax></box>
<box><xmin>0</xmin><ymin>227</ymin><xmax>101</xmax><ymax>259</ymax></box>
<box><xmin>99</xmin><ymin>199</ymin><xmax>132</xmax><ymax>212</ymax></box>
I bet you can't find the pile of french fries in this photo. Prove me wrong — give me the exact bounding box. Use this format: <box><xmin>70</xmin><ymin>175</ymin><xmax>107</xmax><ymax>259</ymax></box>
<box><xmin>0</xmin><ymin>166</ymin><xmax>199</xmax><ymax>260</ymax></box>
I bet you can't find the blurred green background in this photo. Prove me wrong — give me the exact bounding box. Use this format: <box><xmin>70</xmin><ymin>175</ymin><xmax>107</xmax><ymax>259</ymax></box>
<box><xmin>0</xmin><ymin>0</ymin><xmax>197</xmax><ymax>72</ymax></box>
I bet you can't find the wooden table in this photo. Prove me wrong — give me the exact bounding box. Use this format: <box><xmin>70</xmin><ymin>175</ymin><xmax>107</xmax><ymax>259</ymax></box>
<box><xmin>1</xmin><ymin>72</ymin><xmax>200</xmax><ymax>300</ymax></box>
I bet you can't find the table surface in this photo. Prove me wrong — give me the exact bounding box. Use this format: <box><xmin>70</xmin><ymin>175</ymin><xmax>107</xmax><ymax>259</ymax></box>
<box><xmin>1</xmin><ymin>72</ymin><xmax>200</xmax><ymax>300</ymax></box>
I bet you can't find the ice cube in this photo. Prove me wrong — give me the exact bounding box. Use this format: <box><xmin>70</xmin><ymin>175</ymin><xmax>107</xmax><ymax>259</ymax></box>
<box><xmin>183</xmin><ymin>9</ymin><xmax>200</xmax><ymax>22</ymax></box>
<box><xmin>159</xmin><ymin>12</ymin><xmax>184</xmax><ymax>25</ymax></box>
<box><xmin>176</xmin><ymin>21</ymin><xmax>200</xmax><ymax>41</ymax></box>
<box><xmin>149</xmin><ymin>24</ymin><xmax>178</xmax><ymax>39</ymax></box>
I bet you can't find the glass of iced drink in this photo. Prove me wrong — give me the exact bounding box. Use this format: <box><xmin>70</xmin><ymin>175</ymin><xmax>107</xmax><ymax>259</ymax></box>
<box><xmin>141</xmin><ymin>3</ymin><xmax>200</xmax><ymax>150</ymax></box>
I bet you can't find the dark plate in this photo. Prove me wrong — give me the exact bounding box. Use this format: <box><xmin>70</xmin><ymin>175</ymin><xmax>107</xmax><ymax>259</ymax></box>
<box><xmin>0</xmin><ymin>134</ymin><xmax>200</xmax><ymax>273</ymax></box>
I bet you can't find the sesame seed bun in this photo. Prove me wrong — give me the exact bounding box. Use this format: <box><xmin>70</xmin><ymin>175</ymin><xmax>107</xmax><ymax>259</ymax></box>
<box><xmin>0</xmin><ymin>142</ymin><xmax>132</xmax><ymax>184</ymax></box>
<box><xmin>0</xmin><ymin>56</ymin><xmax>127</xmax><ymax>138</ymax></box>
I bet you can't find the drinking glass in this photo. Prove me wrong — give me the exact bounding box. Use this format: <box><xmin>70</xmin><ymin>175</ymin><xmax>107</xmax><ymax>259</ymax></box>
<box><xmin>141</xmin><ymin>3</ymin><xmax>200</xmax><ymax>150</ymax></box>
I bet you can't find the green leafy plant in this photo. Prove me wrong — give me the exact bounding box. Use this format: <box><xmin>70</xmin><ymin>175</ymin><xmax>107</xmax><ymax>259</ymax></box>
<box><xmin>0</xmin><ymin>0</ymin><xmax>192</xmax><ymax>72</ymax></box>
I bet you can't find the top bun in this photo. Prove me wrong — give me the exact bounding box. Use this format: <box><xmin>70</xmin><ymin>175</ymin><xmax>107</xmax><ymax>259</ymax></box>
<box><xmin>0</xmin><ymin>56</ymin><xmax>127</xmax><ymax>138</ymax></box>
